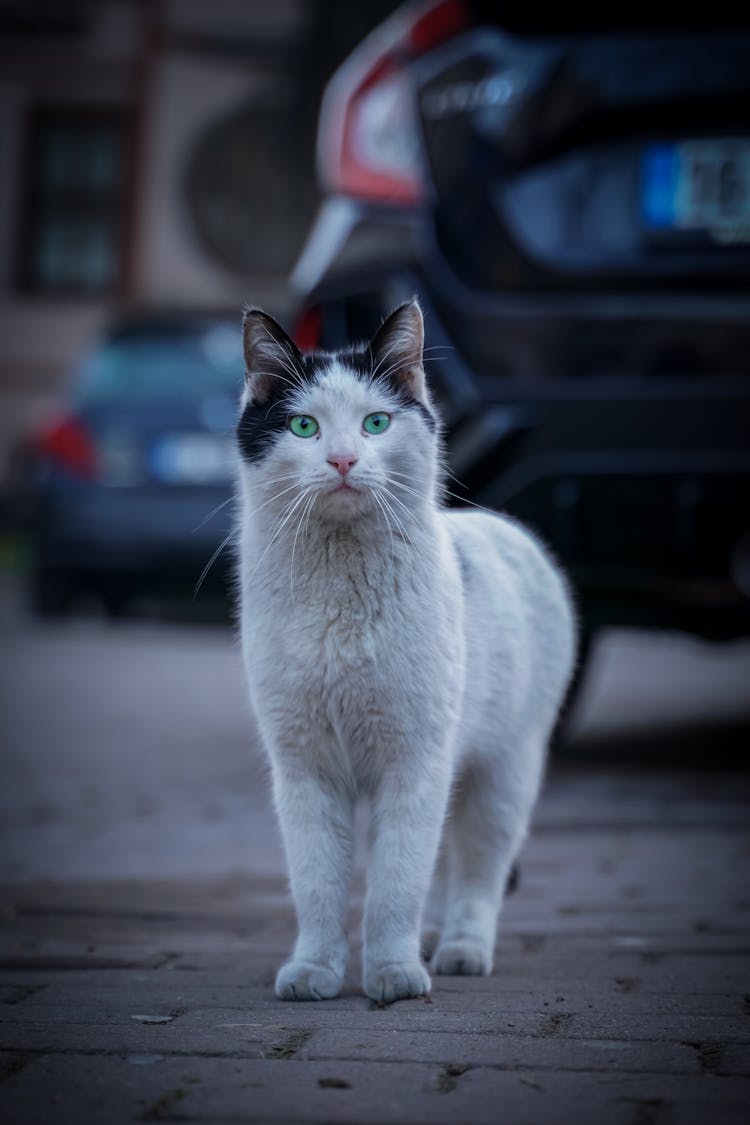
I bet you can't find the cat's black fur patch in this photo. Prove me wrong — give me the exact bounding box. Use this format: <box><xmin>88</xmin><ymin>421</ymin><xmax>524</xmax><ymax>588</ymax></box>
<box><xmin>237</xmin><ymin>346</ymin><xmax>435</xmax><ymax>465</ymax></box>
<box><xmin>237</xmin><ymin>349</ymin><xmax>323</xmax><ymax>465</ymax></box>
<box><xmin>399</xmin><ymin>396</ymin><xmax>436</xmax><ymax>432</ymax></box>
<box><xmin>237</xmin><ymin>392</ymin><xmax>291</xmax><ymax>465</ymax></box>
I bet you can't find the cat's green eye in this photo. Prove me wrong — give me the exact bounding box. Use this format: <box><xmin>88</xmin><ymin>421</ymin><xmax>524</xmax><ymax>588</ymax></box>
<box><xmin>289</xmin><ymin>415</ymin><xmax>319</xmax><ymax>438</ymax></box>
<box><xmin>363</xmin><ymin>412</ymin><xmax>391</xmax><ymax>435</ymax></box>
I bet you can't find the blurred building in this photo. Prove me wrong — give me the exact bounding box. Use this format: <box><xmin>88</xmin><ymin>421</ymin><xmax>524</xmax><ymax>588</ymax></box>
<box><xmin>0</xmin><ymin>0</ymin><xmax>397</xmax><ymax>463</ymax></box>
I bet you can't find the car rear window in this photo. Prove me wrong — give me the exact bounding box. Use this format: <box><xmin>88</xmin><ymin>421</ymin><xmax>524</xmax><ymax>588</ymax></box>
<box><xmin>76</xmin><ymin>324</ymin><xmax>243</xmax><ymax>401</ymax></box>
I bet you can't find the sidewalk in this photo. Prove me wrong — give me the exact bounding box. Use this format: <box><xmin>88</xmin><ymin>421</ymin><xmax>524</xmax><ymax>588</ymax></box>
<box><xmin>1</xmin><ymin>592</ymin><xmax>749</xmax><ymax>1122</ymax></box>
<box><xmin>2</xmin><ymin>763</ymin><xmax>749</xmax><ymax>1125</ymax></box>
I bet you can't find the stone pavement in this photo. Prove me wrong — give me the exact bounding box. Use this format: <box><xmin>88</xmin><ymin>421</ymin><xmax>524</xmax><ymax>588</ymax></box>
<box><xmin>2</xmin><ymin>588</ymin><xmax>749</xmax><ymax>1123</ymax></box>
<box><xmin>2</xmin><ymin>764</ymin><xmax>749</xmax><ymax>1125</ymax></box>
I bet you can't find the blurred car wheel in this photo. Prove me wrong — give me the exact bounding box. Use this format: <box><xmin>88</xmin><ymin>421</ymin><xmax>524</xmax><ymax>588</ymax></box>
<box><xmin>30</xmin><ymin>569</ymin><xmax>74</xmax><ymax>618</ymax></box>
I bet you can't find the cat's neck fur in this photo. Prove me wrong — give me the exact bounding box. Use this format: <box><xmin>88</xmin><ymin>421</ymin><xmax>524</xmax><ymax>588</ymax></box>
<box><xmin>241</xmin><ymin>474</ymin><xmax>439</xmax><ymax>598</ymax></box>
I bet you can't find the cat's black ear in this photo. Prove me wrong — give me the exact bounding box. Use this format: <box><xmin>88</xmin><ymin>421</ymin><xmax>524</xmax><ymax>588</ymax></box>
<box><xmin>369</xmin><ymin>298</ymin><xmax>426</xmax><ymax>402</ymax></box>
<box><xmin>242</xmin><ymin>308</ymin><xmax>302</xmax><ymax>403</ymax></box>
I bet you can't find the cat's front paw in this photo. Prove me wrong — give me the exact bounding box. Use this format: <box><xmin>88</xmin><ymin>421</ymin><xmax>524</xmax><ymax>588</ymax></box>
<box><xmin>275</xmin><ymin>959</ymin><xmax>343</xmax><ymax>1001</ymax></box>
<box><xmin>364</xmin><ymin>961</ymin><xmax>431</xmax><ymax>1004</ymax></box>
<box><xmin>432</xmin><ymin>940</ymin><xmax>492</xmax><ymax>976</ymax></box>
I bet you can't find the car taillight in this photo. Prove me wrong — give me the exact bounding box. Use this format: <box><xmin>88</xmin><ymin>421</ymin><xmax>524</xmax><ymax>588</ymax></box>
<box><xmin>318</xmin><ymin>0</ymin><xmax>470</xmax><ymax>205</ymax></box>
<box><xmin>292</xmin><ymin>304</ymin><xmax>323</xmax><ymax>352</ymax></box>
<box><xmin>35</xmin><ymin>415</ymin><xmax>98</xmax><ymax>480</ymax></box>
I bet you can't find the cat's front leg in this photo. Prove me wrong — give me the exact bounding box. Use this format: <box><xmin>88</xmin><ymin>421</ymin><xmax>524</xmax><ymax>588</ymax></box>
<box><xmin>363</xmin><ymin>763</ymin><xmax>452</xmax><ymax>1003</ymax></box>
<box><xmin>272</xmin><ymin>765</ymin><xmax>354</xmax><ymax>1000</ymax></box>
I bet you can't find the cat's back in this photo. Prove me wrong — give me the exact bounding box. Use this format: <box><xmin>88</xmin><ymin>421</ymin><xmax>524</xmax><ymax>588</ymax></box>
<box><xmin>443</xmin><ymin>508</ymin><xmax>576</xmax><ymax>728</ymax></box>
<box><xmin>444</xmin><ymin>507</ymin><xmax>568</xmax><ymax>609</ymax></box>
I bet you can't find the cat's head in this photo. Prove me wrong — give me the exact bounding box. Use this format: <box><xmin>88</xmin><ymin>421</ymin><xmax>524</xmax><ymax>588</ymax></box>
<box><xmin>237</xmin><ymin>299</ymin><xmax>438</xmax><ymax>523</ymax></box>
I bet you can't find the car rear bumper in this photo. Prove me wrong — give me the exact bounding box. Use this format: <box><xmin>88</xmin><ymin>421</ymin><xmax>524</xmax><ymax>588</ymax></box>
<box><xmin>31</xmin><ymin>484</ymin><xmax>235</xmax><ymax>586</ymax></box>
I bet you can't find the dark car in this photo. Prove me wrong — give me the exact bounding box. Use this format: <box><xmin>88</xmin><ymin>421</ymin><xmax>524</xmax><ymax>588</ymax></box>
<box><xmin>21</xmin><ymin>312</ymin><xmax>241</xmax><ymax>615</ymax></box>
<box><xmin>290</xmin><ymin>1</ymin><xmax>750</xmax><ymax>648</ymax></box>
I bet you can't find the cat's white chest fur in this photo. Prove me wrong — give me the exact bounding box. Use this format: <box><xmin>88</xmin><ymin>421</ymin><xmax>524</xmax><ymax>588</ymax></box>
<box><xmin>242</xmin><ymin>517</ymin><xmax>464</xmax><ymax>787</ymax></box>
<box><xmin>236</xmin><ymin>299</ymin><xmax>576</xmax><ymax>1004</ymax></box>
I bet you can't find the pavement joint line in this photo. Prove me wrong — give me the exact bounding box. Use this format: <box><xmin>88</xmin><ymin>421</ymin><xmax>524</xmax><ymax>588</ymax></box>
<box><xmin>5</xmin><ymin>1035</ymin><xmax>750</xmax><ymax>1062</ymax></box>
<box><xmin>2</xmin><ymin>1044</ymin><xmax>748</xmax><ymax>1072</ymax></box>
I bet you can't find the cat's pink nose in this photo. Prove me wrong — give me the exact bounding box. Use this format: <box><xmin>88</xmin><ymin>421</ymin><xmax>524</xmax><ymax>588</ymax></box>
<box><xmin>328</xmin><ymin>453</ymin><xmax>358</xmax><ymax>477</ymax></box>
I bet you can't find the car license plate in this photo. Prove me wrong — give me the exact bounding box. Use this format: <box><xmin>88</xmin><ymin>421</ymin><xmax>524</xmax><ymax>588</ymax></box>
<box><xmin>641</xmin><ymin>139</ymin><xmax>750</xmax><ymax>241</ymax></box>
<box><xmin>150</xmin><ymin>433</ymin><xmax>234</xmax><ymax>483</ymax></box>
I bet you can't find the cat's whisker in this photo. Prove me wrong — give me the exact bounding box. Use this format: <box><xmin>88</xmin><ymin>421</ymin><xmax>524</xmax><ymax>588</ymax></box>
<box><xmin>371</xmin><ymin>488</ymin><xmax>396</xmax><ymax>560</ymax></box>
<box><xmin>443</xmin><ymin>465</ymin><xmax>470</xmax><ymax>490</ymax></box>
<box><xmin>381</xmin><ymin>482</ymin><xmax>429</xmax><ymax>545</ymax></box>
<box><xmin>247</xmin><ymin>488</ymin><xmax>313</xmax><ymax>583</ymax></box>
<box><xmin>375</xmin><ymin>486</ymin><xmax>418</xmax><ymax>554</ymax></box>
<box><xmin>442</xmin><ymin>490</ymin><xmax>497</xmax><ymax>515</ymax></box>
<box><xmin>265</xmin><ymin>399</ymin><xmax>294</xmax><ymax>419</ymax></box>
<box><xmin>390</xmin><ymin>458</ymin><xmax>491</xmax><ymax>515</ymax></box>
<box><xmin>386</xmin><ymin>467</ymin><xmax>449</xmax><ymax>508</ymax></box>
<box><xmin>382</xmin><ymin>473</ymin><xmax>424</xmax><ymax>500</ymax></box>
<box><xmin>379</xmin><ymin>480</ymin><xmax>423</xmax><ymax>523</ymax></box>
<box><xmin>290</xmin><ymin>489</ymin><xmax>316</xmax><ymax>612</ymax></box>
<box><xmin>370</xmin><ymin>355</ymin><xmax>406</xmax><ymax>384</ymax></box>
<box><xmin>234</xmin><ymin>473</ymin><xmax>307</xmax><ymax>526</ymax></box>
<box><xmin>377</xmin><ymin>481</ymin><xmax>415</xmax><ymax>525</ymax></box>
<box><xmin>255</xmin><ymin>325</ymin><xmax>307</xmax><ymax>389</ymax></box>
<box><xmin>301</xmin><ymin>488</ymin><xmax>317</xmax><ymax>545</ymax></box>
<box><xmin>385</xmin><ymin>466</ymin><xmax>430</xmax><ymax>482</ymax></box>
<box><xmin>192</xmin><ymin>496</ymin><xmax>234</xmax><ymax>533</ymax></box>
<box><xmin>245</xmin><ymin>368</ymin><xmax>306</xmax><ymax>399</ymax></box>
<box><xmin>370</xmin><ymin>352</ymin><xmax>445</xmax><ymax>391</ymax></box>
<box><xmin>244</xmin><ymin>476</ymin><xmax>305</xmax><ymax>506</ymax></box>
<box><xmin>276</xmin><ymin>355</ymin><xmax>307</xmax><ymax>392</ymax></box>
<box><xmin>193</xmin><ymin>528</ymin><xmax>236</xmax><ymax>598</ymax></box>
<box><xmin>260</xmin><ymin>470</ymin><xmax>305</xmax><ymax>487</ymax></box>
<box><xmin>245</xmin><ymin>479</ymin><xmax>307</xmax><ymax>521</ymax></box>
<box><xmin>379</xmin><ymin>501</ymin><xmax>415</xmax><ymax>557</ymax></box>
<box><xmin>265</xmin><ymin>487</ymin><xmax>312</xmax><ymax>545</ymax></box>
<box><xmin>369</xmin><ymin>337</ymin><xmax>403</xmax><ymax>382</ymax></box>
<box><xmin>370</xmin><ymin>354</ymin><xmax>414</xmax><ymax>387</ymax></box>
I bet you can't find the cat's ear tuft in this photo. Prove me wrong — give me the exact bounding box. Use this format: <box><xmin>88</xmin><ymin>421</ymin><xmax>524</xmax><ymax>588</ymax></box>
<box><xmin>369</xmin><ymin>298</ymin><xmax>426</xmax><ymax>402</ymax></box>
<box><xmin>242</xmin><ymin>308</ymin><xmax>301</xmax><ymax>403</ymax></box>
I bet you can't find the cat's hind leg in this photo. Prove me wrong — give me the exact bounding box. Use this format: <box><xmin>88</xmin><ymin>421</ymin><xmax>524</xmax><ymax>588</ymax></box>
<box><xmin>431</xmin><ymin>739</ymin><xmax>544</xmax><ymax>976</ymax></box>
<box><xmin>420</xmin><ymin>844</ymin><xmax>447</xmax><ymax>962</ymax></box>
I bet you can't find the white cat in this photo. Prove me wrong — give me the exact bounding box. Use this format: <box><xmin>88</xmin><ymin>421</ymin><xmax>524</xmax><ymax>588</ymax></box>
<box><xmin>237</xmin><ymin>299</ymin><xmax>576</xmax><ymax>1003</ymax></box>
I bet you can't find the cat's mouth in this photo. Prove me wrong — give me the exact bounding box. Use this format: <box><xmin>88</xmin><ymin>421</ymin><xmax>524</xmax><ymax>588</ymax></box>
<box><xmin>321</xmin><ymin>478</ymin><xmax>372</xmax><ymax>512</ymax></box>
<box><xmin>325</xmin><ymin>477</ymin><xmax>364</xmax><ymax>495</ymax></box>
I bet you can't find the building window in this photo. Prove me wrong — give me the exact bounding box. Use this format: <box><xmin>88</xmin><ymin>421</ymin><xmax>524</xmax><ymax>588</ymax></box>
<box><xmin>19</xmin><ymin>108</ymin><xmax>132</xmax><ymax>293</ymax></box>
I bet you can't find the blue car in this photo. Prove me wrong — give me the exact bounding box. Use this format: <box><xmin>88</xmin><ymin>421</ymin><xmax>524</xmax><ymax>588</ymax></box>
<box><xmin>24</xmin><ymin>312</ymin><xmax>241</xmax><ymax>616</ymax></box>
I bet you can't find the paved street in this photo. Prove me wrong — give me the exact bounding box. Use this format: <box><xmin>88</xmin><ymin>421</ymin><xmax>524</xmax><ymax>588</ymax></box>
<box><xmin>1</xmin><ymin>579</ymin><xmax>749</xmax><ymax>1123</ymax></box>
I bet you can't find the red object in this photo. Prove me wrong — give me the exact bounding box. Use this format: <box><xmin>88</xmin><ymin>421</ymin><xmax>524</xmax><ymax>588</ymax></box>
<box><xmin>319</xmin><ymin>0</ymin><xmax>471</xmax><ymax>205</ymax></box>
<box><xmin>293</xmin><ymin>304</ymin><xmax>323</xmax><ymax>352</ymax></box>
<box><xmin>409</xmin><ymin>0</ymin><xmax>470</xmax><ymax>54</ymax></box>
<box><xmin>34</xmin><ymin>415</ymin><xmax>98</xmax><ymax>480</ymax></box>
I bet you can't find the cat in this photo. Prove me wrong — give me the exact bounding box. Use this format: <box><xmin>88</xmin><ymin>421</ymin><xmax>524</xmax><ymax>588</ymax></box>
<box><xmin>236</xmin><ymin>298</ymin><xmax>576</xmax><ymax>1003</ymax></box>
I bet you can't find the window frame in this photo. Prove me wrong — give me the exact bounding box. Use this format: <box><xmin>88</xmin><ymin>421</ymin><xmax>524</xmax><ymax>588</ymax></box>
<box><xmin>16</xmin><ymin>104</ymin><xmax>135</xmax><ymax>296</ymax></box>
